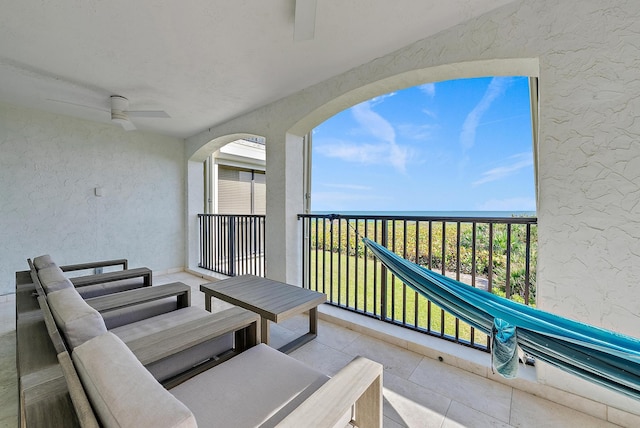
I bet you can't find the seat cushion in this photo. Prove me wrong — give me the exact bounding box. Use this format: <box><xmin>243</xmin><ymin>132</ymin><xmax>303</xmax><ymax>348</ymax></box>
<box><xmin>47</xmin><ymin>287</ymin><xmax>107</xmax><ymax>349</ymax></box>
<box><xmin>170</xmin><ymin>343</ymin><xmax>329</xmax><ymax>428</ymax></box>
<box><xmin>99</xmin><ymin>297</ymin><xmax>178</xmax><ymax>330</ymax></box>
<box><xmin>76</xmin><ymin>277</ymin><xmax>146</xmax><ymax>299</ymax></box>
<box><xmin>112</xmin><ymin>306</ymin><xmax>234</xmax><ymax>382</ymax></box>
<box><xmin>73</xmin><ymin>332</ymin><xmax>196</xmax><ymax>428</ymax></box>
<box><xmin>38</xmin><ymin>265</ymin><xmax>73</xmax><ymax>293</ymax></box>
<box><xmin>33</xmin><ymin>254</ymin><xmax>55</xmax><ymax>270</ymax></box>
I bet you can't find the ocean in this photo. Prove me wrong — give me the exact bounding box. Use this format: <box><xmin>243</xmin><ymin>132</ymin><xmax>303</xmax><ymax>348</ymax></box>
<box><xmin>312</xmin><ymin>210</ymin><xmax>536</xmax><ymax>218</ymax></box>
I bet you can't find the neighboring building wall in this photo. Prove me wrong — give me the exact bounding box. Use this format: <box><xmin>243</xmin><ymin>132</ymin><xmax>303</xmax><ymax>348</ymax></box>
<box><xmin>186</xmin><ymin>0</ymin><xmax>640</xmax><ymax>413</ymax></box>
<box><xmin>209</xmin><ymin>140</ymin><xmax>266</xmax><ymax>215</ymax></box>
<box><xmin>0</xmin><ymin>102</ymin><xmax>185</xmax><ymax>295</ymax></box>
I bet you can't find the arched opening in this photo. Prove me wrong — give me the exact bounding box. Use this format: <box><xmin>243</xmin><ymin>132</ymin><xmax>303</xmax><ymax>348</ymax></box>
<box><xmin>295</xmin><ymin>71</ymin><xmax>539</xmax><ymax>351</ymax></box>
<box><xmin>186</xmin><ymin>133</ymin><xmax>267</xmax><ymax>277</ymax></box>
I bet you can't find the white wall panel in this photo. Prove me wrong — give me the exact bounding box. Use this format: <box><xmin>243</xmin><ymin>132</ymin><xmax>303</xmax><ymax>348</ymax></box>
<box><xmin>0</xmin><ymin>102</ymin><xmax>185</xmax><ymax>293</ymax></box>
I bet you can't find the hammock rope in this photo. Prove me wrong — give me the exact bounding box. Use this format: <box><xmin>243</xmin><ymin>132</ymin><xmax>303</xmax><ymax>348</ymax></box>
<box><xmin>360</xmin><ymin>236</ymin><xmax>640</xmax><ymax>400</ymax></box>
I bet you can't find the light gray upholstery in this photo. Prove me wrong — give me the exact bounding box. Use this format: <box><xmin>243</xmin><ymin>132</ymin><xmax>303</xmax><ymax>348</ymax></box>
<box><xmin>170</xmin><ymin>343</ymin><xmax>329</xmax><ymax>428</ymax></box>
<box><xmin>73</xmin><ymin>332</ymin><xmax>197</xmax><ymax>428</ymax></box>
<box><xmin>38</xmin><ymin>265</ymin><xmax>73</xmax><ymax>293</ymax></box>
<box><xmin>33</xmin><ymin>254</ymin><xmax>55</xmax><ymax>270</ymax></box>
<box><xmin>99</xmin><ymin>297</ymin><xmax>178</xmax><ymax>329</ymax></box>
<box><xmin>76</xmin><ymin>276</ymin><xmax>146</xmax><ymax>299</ymax></box>
<box><xmin>47</xmin><ymin>287</ymin><xmax>108</xmax><ymax>349</ymax></box>
<box><xmin>112</xmin><ymin>306</ymin><xmax>234</xmax><ymax>382</ymax></box>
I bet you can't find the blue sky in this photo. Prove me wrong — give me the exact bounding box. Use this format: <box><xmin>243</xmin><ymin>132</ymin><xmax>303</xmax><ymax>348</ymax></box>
<box><xmin>311</xmin><ymin>76</ymin><xmax>536</xmax><ymax>213</ymax></box>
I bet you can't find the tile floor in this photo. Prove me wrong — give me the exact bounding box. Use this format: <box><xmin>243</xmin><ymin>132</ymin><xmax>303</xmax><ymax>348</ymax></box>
<box><xmin>1</xmin><ymin>271</ymin><xmax>627</xmax><ymax>427</ymax></box>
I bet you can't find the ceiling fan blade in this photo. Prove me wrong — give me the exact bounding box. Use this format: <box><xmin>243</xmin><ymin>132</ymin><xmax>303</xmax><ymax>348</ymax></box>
<box><xmin>126</xmin><ymin>110</ymin><xmax>170</xmax><ymax>118</ymax></box>
<box><xmin>46</xmin><ymin>98</ymin><xmax>107</xmax><ymax>112</ymax></box>
<box><xmin>119</xmin><ymin>120</ymin><xmax>137</xmax><ymax>131</ymax></box>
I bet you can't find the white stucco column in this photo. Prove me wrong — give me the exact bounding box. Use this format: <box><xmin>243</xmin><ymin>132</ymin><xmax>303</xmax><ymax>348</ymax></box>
<box><xmin>265</xmin><ymin>132</ymin><xmax>305</xmax><ymax>285</ymax></box>
<box><xmin>186</xmin><ymin>159</ymin><xmax>205</xmax><ymax>271</ymax></box>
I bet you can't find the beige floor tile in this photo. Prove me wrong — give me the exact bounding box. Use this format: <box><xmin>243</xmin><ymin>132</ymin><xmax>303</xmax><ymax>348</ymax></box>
<box><xmin>384</xmin><ymin>415</ymin><xmax>407</xmax><ymax>427</ymax></box>
<box><xmin>442</xmin><ymin>401</ymin><xmax>511</xmax><ymax>428</ymax></box>
<box><xmin>288</xmin><ymin>340</ymin><xmax>355</xmax><ymax>377</ymax></box>
<box><xmin>315</xmin><ymin>319</ymin><xmax>361</xmax><ymax>351</ymax></box>
<box><xmin>608</xmin><ymin>406</ymin><xmax>640</xmax><ymax>427</ymax></box>
<box><xmin>409</xmin><ymin>356</ymin><xmax>513</xmax><ymax>423</ymax></box>
<box><xmin>509</xmin><ymin>389</ymin><xmax>620</xmax><ymax>428</ymax></box>
<box><xmin>383</xmin><ymin>371</ymin><xmax>450</xmax><ymax>428</ymax></box>
<box><xmin>268</xmin><ymin>322</ymin><xmax>301</xmax><ymax>349</ymax></box>
<box><xmin>277</xmin><ymin>313</ymin><xmax>312</xmax><ymax>333</ymax></box>
<box><xmin>342</xmin><ymin>335</ymin><xmax>424</xmax><ymax>380</ymax></box>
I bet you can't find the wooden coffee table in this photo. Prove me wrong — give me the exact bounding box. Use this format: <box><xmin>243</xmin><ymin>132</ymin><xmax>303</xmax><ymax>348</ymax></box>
<box><xmin>200</xmin><ymin>275</ymin><xmax>327</xmax><ymax>353</ymax></box>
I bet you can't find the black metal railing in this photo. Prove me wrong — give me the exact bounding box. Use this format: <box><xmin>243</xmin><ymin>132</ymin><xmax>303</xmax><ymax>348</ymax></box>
<box><xmin>299</xmin><ymin>213</ymin><xmax>537</xmax><ymax>351</ymax></box>
<box><xmin>198</xmin><ymin>214</ymin><xmax>266</xmax><ymax>277</ymax></box>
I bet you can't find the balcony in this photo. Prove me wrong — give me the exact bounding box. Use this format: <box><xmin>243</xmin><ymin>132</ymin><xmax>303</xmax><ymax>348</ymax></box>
<box><xmin>3</xmin><ymin>271</ymin><xmax>627</xmax><ymax>427</ymax></box>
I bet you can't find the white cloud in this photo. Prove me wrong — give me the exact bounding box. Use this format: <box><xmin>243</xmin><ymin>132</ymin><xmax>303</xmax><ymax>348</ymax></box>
<box><xmin>398</xmin><ymin>123</ymin><xmax>437</xmax><ymax>140</ymax></box>
<box><xmin>422</xmin><ymin>108</ymin><xmax>437</xmax><ymax>120</ymax></box>
<box><xmin>369</xmin><ymin>92</ymin><xmax>396</xmax><ymax>106</ymax></box>
<box><xmin>351</xmin><ymin>101</ymin><xmax>395</xmax><ymax>144</ymax></box>
<box><xmin>460</xmin><ymin>77</ymin><xmax>512</xmax><ymax>151</ymax></box>
<box><xmin>472</xmin><ymin>153</ymin><xmax>533</xmax><ymax>187</ymax></box>
<box><xmin>475</xmin><ymin>197</ymin><xmax>536</xmax><ymax>212</ymax></box>
<box><xmin>419</xmin><ymin>83</ymin><xmax>436</xmax><ymax>97</ymax></box>
<box><xmin>315</xmin><ymin>139</ymin><xmax>410</xmax><ymax>173</ymax></box>
<box><xmin>323</xmin><ymin>100</ymin><xmax>409</xmax><ymax>173</ymax></box>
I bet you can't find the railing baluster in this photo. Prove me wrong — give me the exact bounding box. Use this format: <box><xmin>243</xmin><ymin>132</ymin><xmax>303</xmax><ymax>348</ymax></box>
<box><xmin>414</xmin><ymin>221</ymin><xmax>419</xmax><ymax>329</ymax></box>
<box><xmin>440</xmin><ymin>221</ymin><xmax>446</xmax><ymax>337</ymax></box>
<box><xmin>525</xmin><ymin>223</ymin><xmax>531</xmax><ymax>305</ymax></box>
<box><xmin>506</xmin><ymin>223</ymin><xmax>512</xmax><ymax>299</ymax></box>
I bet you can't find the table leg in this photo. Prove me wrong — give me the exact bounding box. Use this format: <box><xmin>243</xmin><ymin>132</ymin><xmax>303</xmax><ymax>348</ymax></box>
<box><xmin>261</xmin><ymin>317</ymin><xmax>270</xmax><ymax>345</ymax></box>
<box><xmin>204</xmin><ymin>293</ymin><xmax>211</xmax><ymax>312</ymax></box>
<box><xmin>309</xmin><ymin>307</ymin><xmax>318</xmax><ymax>335</ymax></box>
<box><xmin>278</xmin><ymin>307</ymin><xmax>320</xmax><ymax>354</ymax></box>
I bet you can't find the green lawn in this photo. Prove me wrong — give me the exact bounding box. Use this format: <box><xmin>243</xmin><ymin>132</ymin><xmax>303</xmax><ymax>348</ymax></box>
<box><xmin>308</xmin><ymin>249</ymin><xmax>490</xmax><ymax>347</ymax></box>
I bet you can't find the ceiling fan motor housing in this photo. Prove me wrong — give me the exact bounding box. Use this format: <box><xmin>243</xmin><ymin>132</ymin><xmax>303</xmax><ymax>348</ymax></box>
<box><xmin>110</xmin><ymin>95</ymin><xmax>129</xmax><ymax>122</ymax></box>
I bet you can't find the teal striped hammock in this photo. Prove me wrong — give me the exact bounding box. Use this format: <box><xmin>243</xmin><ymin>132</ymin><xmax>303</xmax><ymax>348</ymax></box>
<box><xmin>362</xmin><ymin>237</ymin><xmax>640</xmax><ymax>400</ymax></box>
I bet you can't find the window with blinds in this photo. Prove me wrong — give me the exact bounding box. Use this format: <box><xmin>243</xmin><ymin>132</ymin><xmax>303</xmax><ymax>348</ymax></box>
<box><xmin>217</xmin><ymin>166</ymin><xmax>266</xmax><ymax>214</ymax></box>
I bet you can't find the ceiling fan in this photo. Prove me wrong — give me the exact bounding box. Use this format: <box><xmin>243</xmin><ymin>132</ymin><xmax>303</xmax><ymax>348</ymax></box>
<box><xmin>47</xmin><ymin>95</ymin><xmax>170</xmax><ymax>131</ymax></box>
<box><xmin>109</xmin><ymin>95</ymin><xmax>170</xmax><ymax>131</ymax></box>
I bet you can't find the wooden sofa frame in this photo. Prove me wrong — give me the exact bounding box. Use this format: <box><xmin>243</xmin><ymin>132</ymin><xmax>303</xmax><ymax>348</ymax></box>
<box><xmin>16</xmin><ymin>262</ymin><xmax>260</xmax><ymax>427</ymax></box>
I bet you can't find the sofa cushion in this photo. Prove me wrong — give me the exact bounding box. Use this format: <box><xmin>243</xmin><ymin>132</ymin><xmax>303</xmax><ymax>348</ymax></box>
<box><xmin>33</xmin><ymin>254</ymin><xmax>55</xmax><ymax>270</ymax></box>
<box><xmin>47</xmin><ymin>287</ymin><xmax>107</xmax><ymax>349</ymax></box>
<box><xmin>38</xmin><ymin>265</ymin><xmax>73</xmax><ymax>293</ymax></box>
<box><xmin>112</xmin><ymin>306</ymin><xmax>233</xmax><ymax>382</ymax></box>
<box><xmin>99</xmin><ymin>297</ymin><xmax>178</xmax><ymax>330</ymax></box>
<box><xmin>76</xmin><ymin>277</ymin><xmax>146</xmax><ymax>299</ymax></box>
<box><xmin>73</xmin><ymin>332</ymin><xmax>196</xmax><ymax>428</ymax></box>
<box><xmin>170</xmin><ymin>343</ymin><xmax>329</xmax><ymax>427</ymax></box>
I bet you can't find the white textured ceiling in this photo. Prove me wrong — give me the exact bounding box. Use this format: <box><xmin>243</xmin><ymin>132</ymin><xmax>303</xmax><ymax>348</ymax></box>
<box><xmin>0</xmin><ymin>1</ymin><xmax>514</xmax><ymax>138</ymax></box>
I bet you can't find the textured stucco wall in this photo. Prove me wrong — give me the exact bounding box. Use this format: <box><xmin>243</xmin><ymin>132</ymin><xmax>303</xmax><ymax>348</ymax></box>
<box><xmin>185</xmin><ymin>0</ymin><xmax>640</xmax><ymax>410</ymax></box>
<box><xmin>0</xmin><ymin>102</ymin><xmax>185</xmax><ymax>294</ymax></box>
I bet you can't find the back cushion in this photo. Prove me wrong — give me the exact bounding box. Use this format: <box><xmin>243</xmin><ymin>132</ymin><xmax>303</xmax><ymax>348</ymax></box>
<box><xmin>33</xmin><ymin>254</ymin><xmax>55</xmax><ymax>270</ymax></box>
<box><xmin>47</xmin><ymin>287</ymin><xmax>108</xmax><ymax>349</ymax></box>
<box><xmin>38</xmin><ymin>265</ymin><xmax>73</xmax><ymax>293</ymax></box>
<box><xmin>73</xmin><ymin>332</ymin><xmax>197</xmax><ymax>428</ymax></box>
